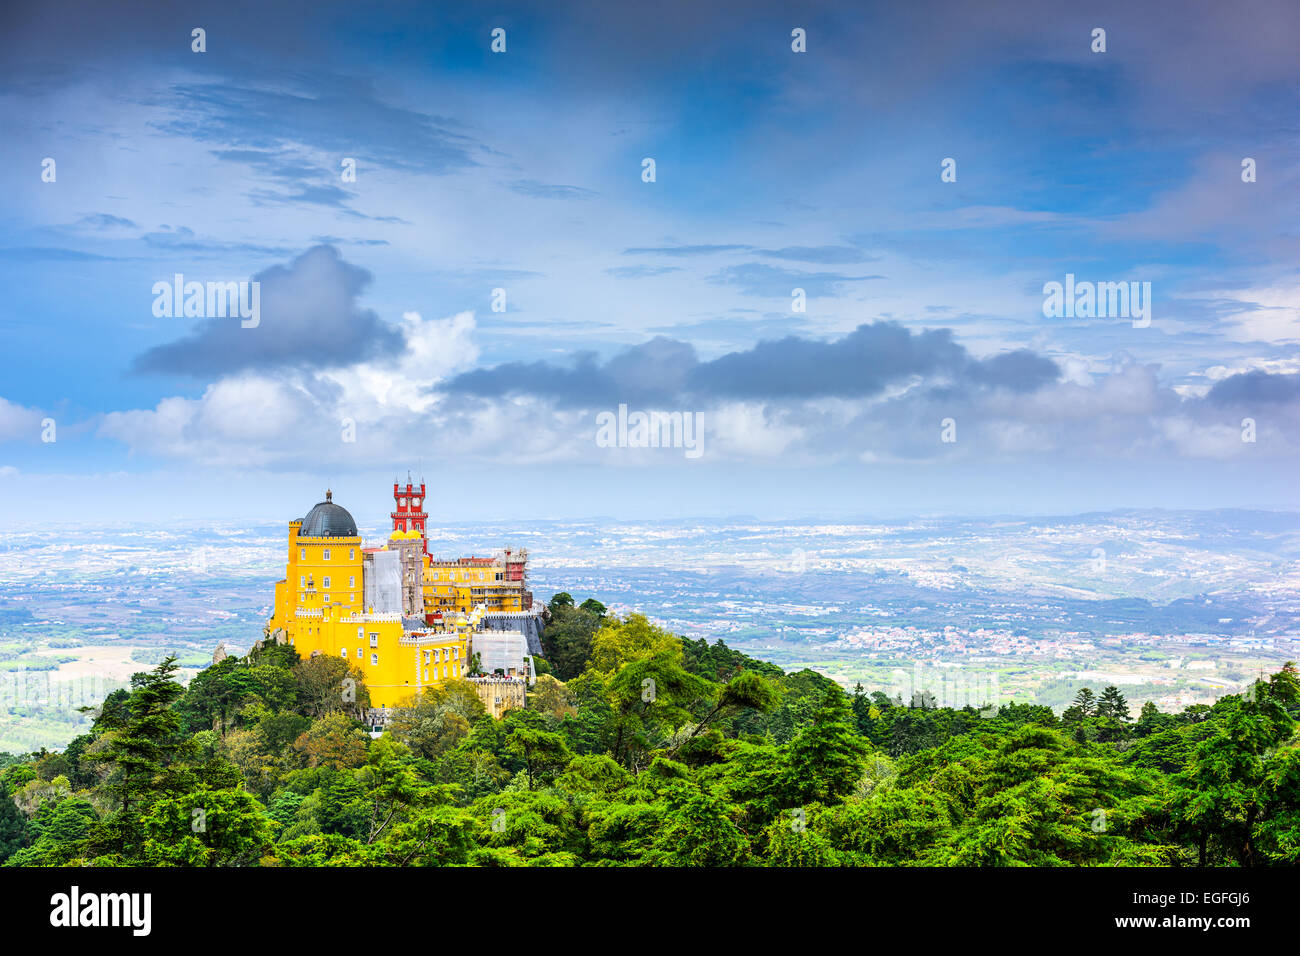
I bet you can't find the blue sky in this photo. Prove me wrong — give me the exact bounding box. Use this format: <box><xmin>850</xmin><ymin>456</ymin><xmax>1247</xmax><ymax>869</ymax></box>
<box><xmin>1</xmin><ymin>0</ymin><xmax>1298</xmax><ymax>524</ymax></box>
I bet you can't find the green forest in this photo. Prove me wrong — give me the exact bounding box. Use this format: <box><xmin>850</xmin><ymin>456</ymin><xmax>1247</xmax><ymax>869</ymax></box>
<box><xmin>1</xmin><ymin>592</ymin><xmax>1297</xmax><ymax>867</ymax></box>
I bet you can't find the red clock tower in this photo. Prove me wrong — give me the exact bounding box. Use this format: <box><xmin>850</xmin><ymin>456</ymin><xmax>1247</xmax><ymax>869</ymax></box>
<box><xmin>391</xmin><ymin>472</ymin><xmax>428</xmax><ymax>551</ymax></box>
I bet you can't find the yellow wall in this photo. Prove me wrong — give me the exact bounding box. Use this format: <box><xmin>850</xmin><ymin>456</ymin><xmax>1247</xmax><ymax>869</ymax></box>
<box><xmin>422</xmin><ymin>562</ymin><xmax>523</xmax><ymax>615</ymax></box>
<box><xmin>290</xmin><ymin>534</ymin><xmax>363</xmax><ymax>617</ymax></box>
<box><xmin>268</xmin><ymin>523</ymin><xmax>468</xmax><ymax>707</ymax></box>
<box><xmin>268</xmin><ymin>521</ymin><xmax>507</xmax><ymax>707</ymax></box>
<box><xmin>299</xmin><ymin>609</ymin><xmax>465</xmax><ymax>708</ymax></box>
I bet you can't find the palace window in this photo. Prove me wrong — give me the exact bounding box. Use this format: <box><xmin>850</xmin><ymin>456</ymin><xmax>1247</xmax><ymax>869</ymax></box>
<box><xmin>299</xmin><ymin>548</ymin><xmax>305</xmax><ymax>560</ymax></box>
<box><xmin>299</xmin><ymin>575</ymin><xmax>305</xmax><ymax>587</ymax></box>
<box><xmin>340</xmin><ymin>648</ymin><xmax>347</xmax><ymax>658</ymax></box>
<box><xmin>356</xmin><ymin>648</ymin><xmax>362</xmax><ymax>659</ymax></box>
<box><xmin>371</xmin><ymin>653</ymin><xmax>378</xmax><ymax>666</ymax></box>
<box><xmin>453</xmin><ymin>647</ymin><xmax>459</xmax><ymax>660</ymax></box>
<box><xmin>323</xmin><ymin>577</ymin><xmax>330</xmax><ymax>589</ymax></box>
<box><xmin>423</xmin><ymin>668</ymin><xmax>429</xmax><ymax>681</ymax></box>
<box><xmin>349</xmin><ymin>549</ymin><xmax>355</xmax><ymax>560</ymax></box>
<box><xmin>323</xmin><ymin>549</ymin><xmax>331</xmax><ymax>561</ymax></box>
<box><xmin>357</xmin><ymin>627</ymin><xmax>363</xmax><ymax>639</ymax></box>
<box><xmin>349</xmin><ymin>576</ymin><xmax>355</xmax><ymax>588</ymax></box>
<box><xmin>370</xmin><ymin>633</ymin><xmax>378</xmax><ymax>648</ymax></box>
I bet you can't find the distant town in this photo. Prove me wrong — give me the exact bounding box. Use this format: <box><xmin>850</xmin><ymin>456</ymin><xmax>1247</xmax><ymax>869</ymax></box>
<box><xmin>1</xmin><ymin>508</ymin><xmax>1296</xmax><ymax>752</ymax></box>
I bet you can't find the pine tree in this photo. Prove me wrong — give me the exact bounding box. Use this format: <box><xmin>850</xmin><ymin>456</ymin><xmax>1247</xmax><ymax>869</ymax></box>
<box><xmin>1072</xmin><ymin>687</ymin><xmax>1097</xmax><ymax>717</ymax></box>
<box><xmin>783</xmin><ymin>689</ymin><xmax>870</xmax><ymax>805</ymax></box>
<box><xmin>92</xmin><ymin>658</ymin><xmax>187</xmax><ymax>857</ymax></box>
<box><xmin>1135</xmin><ymin>700</ymin><xmax>1165</xmax><ymax>737</ymax></box>
<box><xmin>1097</xmin><ymin>686</ymin><xmax>1130</xmax><ymax>722</ymax></box>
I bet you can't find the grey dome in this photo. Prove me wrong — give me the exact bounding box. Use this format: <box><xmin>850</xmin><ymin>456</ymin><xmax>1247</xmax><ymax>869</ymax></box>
<box><xmin>300</xmin><ymin>491</ymin><xmax>358</xmax><ymax>538</ymax></box>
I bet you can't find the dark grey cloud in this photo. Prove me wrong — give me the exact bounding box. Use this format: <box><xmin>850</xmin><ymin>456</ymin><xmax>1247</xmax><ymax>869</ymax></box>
<box><xmin>442</xmin><ymin>337</ymin><xmax>695</xmax><ymax>409</ymax></box>
<box><xmin>965</xmin><ymin>349</ymin><xmax>1062</xmax><ymax>393</ymax></box>
<box><xmin>132</xmin><ymin>244</ymin><xmax>403</xmax><ymax>378</ymax></box>
<box><xmin>440</xmin><ymin>321</ymin><xmax>1059</xmax><ymax>406</ymax></box>
<box><xmin>508</xmin><ymin>180</ymin><xmax>599</xmax><ymax>200</ymax></box>
<box><xmin>709</xmin><ymin>262</ymin><xmax>885</xmax><ymax>298</ymax></box>
<box><xmin>690</xmin><ymin>323</ymin><xmax>967</xmax><ymax>399</ymax></box>
<box><xmin>1205</xmin><ymin>370</ymin><xmax>1300</xmax><ymax>406</ymax></box>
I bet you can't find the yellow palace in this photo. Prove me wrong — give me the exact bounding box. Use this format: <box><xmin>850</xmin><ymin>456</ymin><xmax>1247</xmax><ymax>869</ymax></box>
<box><xmin>267</xmin><ymin>480</ymin><xmax>534</xmax><ymax>708</ymax></box>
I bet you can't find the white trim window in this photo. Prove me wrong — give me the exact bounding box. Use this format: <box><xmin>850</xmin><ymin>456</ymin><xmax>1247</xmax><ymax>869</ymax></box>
<box><xmin>371</xmin><ymin>653</ymin><xmax>379</xmax><ymax>666</ymax></box>
<box><xmin>369</xmin><ymin>633</ymin><xmax>379</xmax><ymax>648</ymax></box>
<box><xmin>323</xmin><ymin>549</ymin><xmax>331</xmax><ymax>561</ymax></box>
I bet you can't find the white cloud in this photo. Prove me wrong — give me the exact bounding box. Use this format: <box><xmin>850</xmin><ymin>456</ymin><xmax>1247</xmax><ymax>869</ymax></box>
<box><xmin>0</xmin><ymin>397</ymin><xmax>45</xmax><ymax>442</ymax></box>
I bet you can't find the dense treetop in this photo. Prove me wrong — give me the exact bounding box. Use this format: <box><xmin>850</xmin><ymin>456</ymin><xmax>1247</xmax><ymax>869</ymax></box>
<box><xmin>1</xmin><ymin>592</ymin><xmax>1296</xmax><ymax>867</ymax></box>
